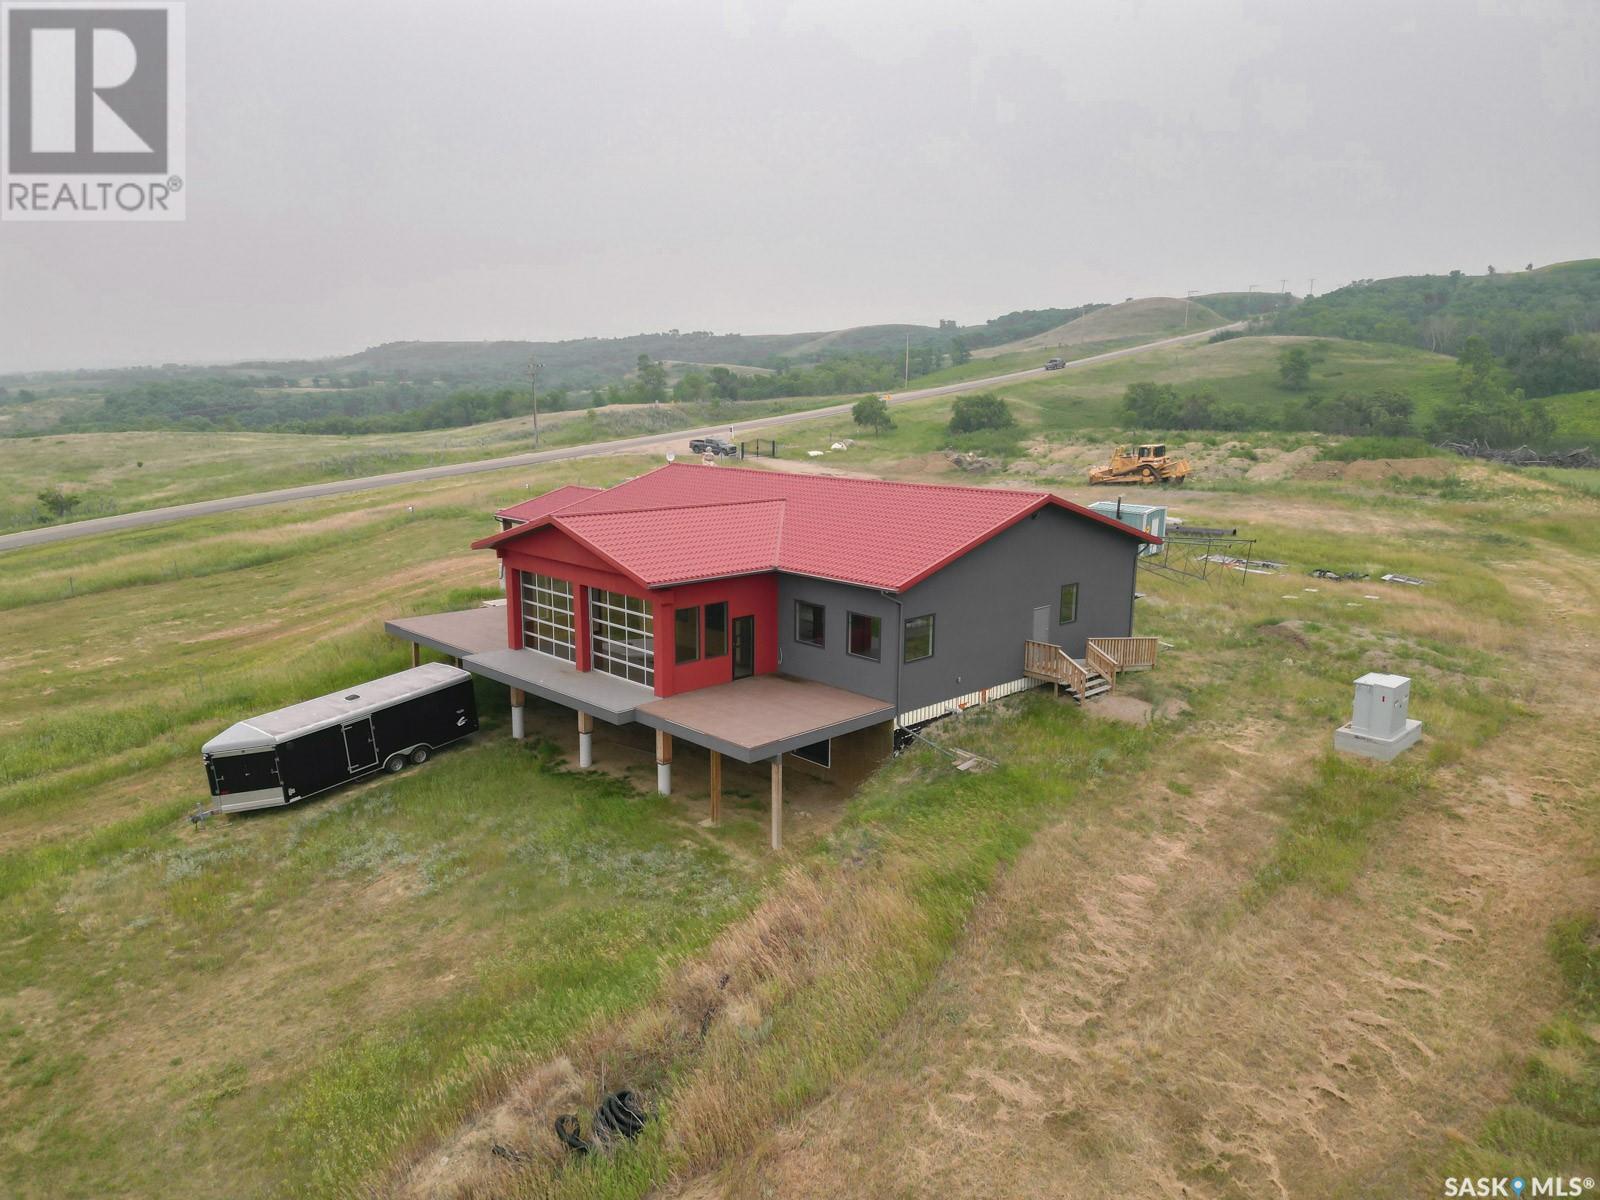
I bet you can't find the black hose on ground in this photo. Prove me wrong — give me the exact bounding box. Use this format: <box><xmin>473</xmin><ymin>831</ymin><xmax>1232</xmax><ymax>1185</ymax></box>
<box><xmin>554</xmin><ymin>1090</ymin><xmax>649</xmax><ymax>1157</ymax></box>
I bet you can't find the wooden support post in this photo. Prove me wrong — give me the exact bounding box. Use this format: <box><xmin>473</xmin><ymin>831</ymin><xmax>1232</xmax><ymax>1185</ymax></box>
<box><xmin>577</xmin><ymin>710</ymin><xmax>594</xmax><ymax>768</ymax></box>
<box><xmin>769</xmin><ymin>756</ymin><xmax>783</xmax><ymax>851</ymax></box>
<box><xmin>708</xmin><ymin>750</ymin><xmax>722</xmax><ymax>826</ymax></box>
<box><xmin>655</xmin><ymin>730</ymin><xmax>673</xmax><ymax>795</ymax></box>
<box><xmin>410</xmin><ymin>643</ymin><xmax>420</xmax><ymax>668</ymax></box>
<box><xmin>510</xmin><ymin>688</ymin><xmax>525</xmax><ymax>740</ymax></box>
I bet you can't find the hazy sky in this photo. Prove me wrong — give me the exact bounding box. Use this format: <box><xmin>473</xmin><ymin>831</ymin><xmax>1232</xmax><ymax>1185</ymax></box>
<box><xmin>2</xmin><ymin>0</ymin><xmax>1597</xmax><ymax>371</ymax></box>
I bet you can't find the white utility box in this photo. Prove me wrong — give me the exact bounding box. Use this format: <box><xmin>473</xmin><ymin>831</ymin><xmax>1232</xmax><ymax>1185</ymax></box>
<box><xmin>1334</xmin><ymin>672</ymin><xmax>1422</xmax><ymax>761</ymax></box>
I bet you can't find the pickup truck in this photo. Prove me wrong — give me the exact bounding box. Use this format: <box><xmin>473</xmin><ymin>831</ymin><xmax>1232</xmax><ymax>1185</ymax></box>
<box><xmin>689</xmin><ymin>436</ymin><xmax>739</xmax><ymax>456</ymax></box>
<box><xmin>1044</xmin><ymin>357</ymin><xmax>1066</xmax><ymax>370</ymax></box>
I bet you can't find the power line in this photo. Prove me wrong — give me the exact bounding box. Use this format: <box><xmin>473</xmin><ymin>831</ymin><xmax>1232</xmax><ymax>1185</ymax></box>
<box><xmin>528</xmin><ymin>359</ymin><xmax>544</xmax><ymax>448</ymax></box>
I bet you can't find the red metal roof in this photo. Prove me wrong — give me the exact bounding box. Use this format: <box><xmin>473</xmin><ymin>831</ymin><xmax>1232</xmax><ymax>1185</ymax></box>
<box><xmin>474</xmin><ymin>463</ymin><xmax>1157</xmax><ymax>591</ymax></box>
<box><xmin>493</xmin><ymin>483</ymin><xmax>602</xmax><ymax>524</ymax></box>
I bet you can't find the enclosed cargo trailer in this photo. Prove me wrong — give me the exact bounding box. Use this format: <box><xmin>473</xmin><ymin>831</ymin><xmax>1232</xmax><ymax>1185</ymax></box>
<box><xmin>201</xmin><ymin>663</ymin><xmax>478</xmax><ymax>813</ymax></box>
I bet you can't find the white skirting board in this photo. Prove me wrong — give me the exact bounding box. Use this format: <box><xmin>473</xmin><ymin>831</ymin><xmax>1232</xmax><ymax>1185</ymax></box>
<box><xmin>896</xmin><ymin>676</ymin><xmax>1042</xmax><ymax>729</ymax></box>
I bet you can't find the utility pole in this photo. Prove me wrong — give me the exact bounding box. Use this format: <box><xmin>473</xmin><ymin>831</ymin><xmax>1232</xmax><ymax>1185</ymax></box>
<box><xmin>1308</xmin><ymin>277</ymin><xmax>1315</xmax><ymax>298</ymax></box>
<box><xmin>1184</xmin><ymin>289</ymin><xmax>1198</xmax><ymax>329</ymax></box>
<box><xmin>528</xmin><ymin>359</ymin><xmax>544</xmax><ymax>448</ymax></box>
<box><xmin>904</xmin><ymin>331</ymin><xmax>910</xmax><ymax>388</ymax></box>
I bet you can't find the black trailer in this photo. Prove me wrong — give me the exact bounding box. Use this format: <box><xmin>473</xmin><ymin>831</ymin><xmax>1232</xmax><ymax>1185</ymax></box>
<box><xmin>200</xmin><ymin>663</ymin><xmax>478</xmax><ymax>813</ymax></box>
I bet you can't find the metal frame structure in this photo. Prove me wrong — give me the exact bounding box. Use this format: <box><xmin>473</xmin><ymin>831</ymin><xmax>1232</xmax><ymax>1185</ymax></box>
<box><xmin>1138</xmin><ymin>529</ymin><xmax>1264</xmax><ymax>584</ymax></box>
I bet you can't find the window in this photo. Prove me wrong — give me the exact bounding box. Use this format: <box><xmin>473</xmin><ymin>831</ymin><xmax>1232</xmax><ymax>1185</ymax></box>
<box><xmin>795</xmin><ymin>600</ymin><xmax>825</xmax><ymax>647</ymax></box>
<box><xmin>791</xmin><ymin>739</ymin><xmax>831</xmax><ymax>768</ymax></box>
<box><xmin>520</xmin><ymin>573</ymin><xmax>575</xmax><ymax>661</ymax></box>
<box><xmin>674</xmin><ymin>606</ymin><xmax>700</xmax><ymax>664</ymax></box>
<box><xmin>903</xmin><ymin>614</ymin><xmax>935</xmax><ymax>662</ymax></box>
<box><xmin>704</xmin><ymin>602</ymin><xmax>728</xmax><ymax>658</ymax></box>
<box><xmin>1059</xmin><ymin>583</ymin><xmax>1079</xmax><ymax>625</ymax></box>
<box><xmin>590</xmin><ymin>589</ymin><xmax>654</xmax><ymax>686</ymax></box>
<box><xmin>847</xmin><ymin>611</ymin><xmax>881</xmax><ymax>661</ymax></box>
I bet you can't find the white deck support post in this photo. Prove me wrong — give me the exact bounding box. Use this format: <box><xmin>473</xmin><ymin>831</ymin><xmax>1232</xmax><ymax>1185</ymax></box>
<box><xmin>510</xmin><ymin>688</ymin><xmax>525</xmax><ymax>740</ymax></box>
<box><xmin>577</xmin><ymin>710</ymin><xmax>594</xmax><ymax>768</ymax></box>
<box><xmin>655</xmin><ymin>730</ymin><xmax>672</xmax><ymax>795</ymax></box>
<box><xmin>770</xmin><ymin>756</ymin><xmax>783</xmax><ymax>851</ymax></box>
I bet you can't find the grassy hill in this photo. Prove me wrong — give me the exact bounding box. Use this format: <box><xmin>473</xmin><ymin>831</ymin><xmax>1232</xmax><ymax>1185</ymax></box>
<box><xmin>1267</xmin><ymin>259</ymin><xmax>1600</xmax><ymax>359</ymax></box>
<box><xmin>992</xmin><ymin>335</ymin><xmax>1458</xmax><ymax>430</ymax></box>
<box><xmin>975</xmin><ymin>297</ymin><xmax>1228</xmax><ymax>358</ymax></box>
<box><xmin>0</xmin><ymin>307</ymin><xmax>1100</xmax><ymax>440</ymax></box>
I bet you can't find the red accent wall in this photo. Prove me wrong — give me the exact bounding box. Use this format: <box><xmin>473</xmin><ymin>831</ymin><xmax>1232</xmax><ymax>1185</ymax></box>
<box><xmin>653</xmin><ymin>573</ymin><xmax>777</xmax><ymax>696</ymax></box>
<box><xmin>505</xmin><ymin>567</ymin><xmax>523</xmax><ymax>650</ymax></box>
<box><xmin>496</xmin><ymin>527</ymin><xmax>778</xmax><ymax>697</ymax></box>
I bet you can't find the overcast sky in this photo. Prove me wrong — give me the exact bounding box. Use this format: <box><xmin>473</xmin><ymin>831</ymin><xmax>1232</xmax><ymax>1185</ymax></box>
<box><xmin>2</xmin><ymin>0</ymin><xmax>1597</xmax><ymax>372</ymax></box>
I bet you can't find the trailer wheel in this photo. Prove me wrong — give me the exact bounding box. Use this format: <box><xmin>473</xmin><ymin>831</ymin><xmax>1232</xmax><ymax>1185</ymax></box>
<box><xmin>410</xmin><ymin>746</ymin><xmax>430</xmax><ymax>765</ymax></box>
<box><xmin>384</xmin><ymin>754</ymin><xmax>406</xmax><ymax>773</ymax></box>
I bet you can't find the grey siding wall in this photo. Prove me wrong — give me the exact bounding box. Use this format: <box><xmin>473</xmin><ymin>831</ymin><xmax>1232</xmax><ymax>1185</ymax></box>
<box><xmin>776</xmin><ymin>507</ymin><xmax>1140</xmax><ymax>714</ymax></box>
<box><xmin>775</xmin><ymin>575</ymin><xmax>900</xmax><ymax>702</ymax></box>
<box><xmin>896</xmin><ymin>506</ymin><xmax>1137</xmax><ymax>712</ymax></box>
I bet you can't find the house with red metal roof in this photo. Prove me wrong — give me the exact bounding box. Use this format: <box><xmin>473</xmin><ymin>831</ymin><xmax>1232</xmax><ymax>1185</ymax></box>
<box><xmin>387</xmin><ymin>463</ymin><xmax>1159</xmax><ymax>848</ymax></box>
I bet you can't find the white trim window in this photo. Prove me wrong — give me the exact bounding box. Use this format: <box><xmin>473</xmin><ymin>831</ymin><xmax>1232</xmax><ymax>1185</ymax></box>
<box><xmin>591</xmin><ymin>589</ymin><xmax>655</xmax><ymax>686</ymax></box>
<box><xmin>521</xmin><ymin>573</ymin><xmax>575</xmax><ymax>661</ymax></box>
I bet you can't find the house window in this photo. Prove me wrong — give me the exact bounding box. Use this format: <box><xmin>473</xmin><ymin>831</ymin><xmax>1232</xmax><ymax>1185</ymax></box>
<box><xmin>675</xmin><ymin>606</ymin><xmax>700</xmax><ymax>664</ymax></box>
<box><xmin>705</xmin><ymin>602</ymin><xmax>728</xmax><ymax>658</ymax></box>
<box><xmin>792</xmin><ymin>739</ymin><xmax>831</xmax><ymax>768</ymax></box>
<box><xmin>903</xmin><ymin>614</ymin><xmax>935</xmax><ymax>662</ymax></box>
<box><xmin>847</xmin><ymin>612</ymin><xmax>881</xmax><ymax>661</ymax></box>
<box><xmin>590</xmin><ymin>589</ymin><xmax>654</xmax><ymax>686</ymax></box>
<box><xmin>1059</xmin><ymin>583</ymin><xmax>1079</xmax><ymax>624</ymax></box>
<box><xmin>795</xmin><ymin>600</ymin><xmax>825</xmax><ymax>647</ymax></box>
<box><xmin>520</xmin><ymin>573</ymin><xmax>575</xmax><ymax>661</ymax></box>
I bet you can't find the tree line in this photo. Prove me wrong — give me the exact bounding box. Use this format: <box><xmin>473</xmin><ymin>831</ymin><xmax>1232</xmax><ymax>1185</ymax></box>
<box><xmin>1266</xmin><ymin>262</ymin><xmax>1600</xmax><ymax>396</ymax></box>
<box><xmin>1122</xmin><ymin>335</ymin><xmax>1556</xmax><ymax>445</ymax></box>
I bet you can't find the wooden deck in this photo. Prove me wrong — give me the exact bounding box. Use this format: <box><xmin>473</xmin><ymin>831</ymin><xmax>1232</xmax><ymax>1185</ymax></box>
<box><xmin>637</xmin><ymin>675</ymin><xmax>893</xmax><ymax>763</ymax></box>
<box><xmin>1024</xmin><ymin>636</ymin><xmax>1159</xmax><ymax>701</ymax></box>
<box><xmin>384</xmin><ymin>606</ymin><xmax>507</xmax><ymax>659</ymax></box>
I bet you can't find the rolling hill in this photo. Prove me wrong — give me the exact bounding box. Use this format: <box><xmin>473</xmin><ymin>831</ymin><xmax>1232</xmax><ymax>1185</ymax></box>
<box><xmin>1267</xmin><ymin>259</ymin><xmax>1600</xmax><ymax>357</ymax></box>
<box><xmin>973</xmin><ymin>296</ymin><xmax>1228</xmax><ymax>358</ymax></box>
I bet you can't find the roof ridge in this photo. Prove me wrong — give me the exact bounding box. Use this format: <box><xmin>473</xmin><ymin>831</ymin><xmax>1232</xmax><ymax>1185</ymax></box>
<box><xmin>658</xmin><ymin>460</ymin><xmax>1048</xmax><ymax>501</ymax></box>
<box><xmin>559</xmin><ymin>495</ymin><xmax>789</xmax><ymax>520</ymax></box>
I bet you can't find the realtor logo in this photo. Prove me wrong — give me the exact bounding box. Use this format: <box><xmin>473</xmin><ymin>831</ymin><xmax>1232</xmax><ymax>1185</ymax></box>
<box><xmin>1</xmin><ymin>1</ymin><xmax>185</xmax><ymax>220</ymax></box>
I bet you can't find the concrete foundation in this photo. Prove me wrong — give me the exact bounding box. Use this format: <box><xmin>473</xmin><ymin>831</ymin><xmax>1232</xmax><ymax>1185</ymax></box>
<box><xmin>1334</xmin><ymin>718</ymin><xmax>1423</xmax><ymax>762</ymax></box>
<box><xmin>511</xmin><ymin>705</ymin><xmax>525</xmax><ymax>740</ymax></box>
<box><xmin>657</xmin><ymin>762</ymin><xmax>671</xmax><ymax>794</ymax></box>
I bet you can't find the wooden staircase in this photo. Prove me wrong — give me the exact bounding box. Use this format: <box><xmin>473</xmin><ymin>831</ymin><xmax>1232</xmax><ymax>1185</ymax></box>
<box><xmin>1024</xmin><ymin>636</ymin><xmax>1158</xmax><ymax>702</ymax></box>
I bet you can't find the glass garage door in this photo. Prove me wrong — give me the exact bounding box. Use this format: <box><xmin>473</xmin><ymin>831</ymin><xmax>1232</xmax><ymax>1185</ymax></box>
<box><xmin>590</xmin><ymin>589</ymin><xmax>654</xmax><ymax>686</ymax></box>
<box><xmin>520</xmin><ymin>573</ymin><xmax>575</xmax><ymax>661</ymax></box>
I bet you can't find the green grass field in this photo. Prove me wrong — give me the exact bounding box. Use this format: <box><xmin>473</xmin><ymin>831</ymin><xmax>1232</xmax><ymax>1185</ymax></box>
<box><xmin>0</xmin><ymin>396</ymin><xmax>824</xmax><ymax>534</ymax></box>
<box><xmin>4</xmin><ymin>346</ymin><xmax>1600</xmax><ymax>1198</ymax></box>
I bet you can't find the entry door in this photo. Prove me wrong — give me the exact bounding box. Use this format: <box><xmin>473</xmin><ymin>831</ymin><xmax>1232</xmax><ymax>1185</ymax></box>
<box><xmin>342</xmin><ymin>718</ymin><xmax>379</xmax><ymax>771</ymax></box>
<box><xmin>732</xmin><ymin>615</ymin><xmax>755</xmax><ymax>679</ymax></box>
<box><xmin>1031</xmin><ymin>605</ymin><xmax>1051</xmax><ymax>643</ymax></box>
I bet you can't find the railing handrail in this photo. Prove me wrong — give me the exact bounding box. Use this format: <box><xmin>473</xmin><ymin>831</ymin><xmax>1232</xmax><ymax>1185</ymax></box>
<box><xmin>1084</xmin><ymin>641</ymin><xmax>1120</xmax><ymax>689</ymax></box>
<box><xmin>1087</xmin><ymin>636</ymin><xmax>1159</xmax><ymax>671</ymax></box>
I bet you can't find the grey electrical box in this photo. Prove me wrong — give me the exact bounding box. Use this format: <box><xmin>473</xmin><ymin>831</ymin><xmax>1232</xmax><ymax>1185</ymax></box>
<box><xmin>1335</xmin><ymin>672</ymin><xmax>1422</xmax><ymax>760</ymax></box>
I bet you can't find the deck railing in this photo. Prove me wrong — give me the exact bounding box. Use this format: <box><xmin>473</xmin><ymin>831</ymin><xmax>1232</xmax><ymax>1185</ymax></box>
<box><xmin>1086</xmin><ymin>636</ymin><xmax>1159</xmax><ymax>672</ymax></box>
<box><xmin>1084</xmin><ymin>640</ymin><xmax>1120</xmax><ymax>689</ymax></box>
<box><xmin>1023</xmin><ymin>639</ymin><xmax>1088</xmax><ymax>698</ymax></box>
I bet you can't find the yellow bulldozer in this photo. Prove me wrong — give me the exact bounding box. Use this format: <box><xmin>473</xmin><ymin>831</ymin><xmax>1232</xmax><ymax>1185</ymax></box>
<box><xmin>1088</xmin><ymin>443</ymin><xmax>1191</xmax><ymax>486</ymax></box>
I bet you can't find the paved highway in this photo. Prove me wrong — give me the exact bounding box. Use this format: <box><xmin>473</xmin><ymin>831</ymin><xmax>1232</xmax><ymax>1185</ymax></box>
<box><xmin>0</xmin><ymin>323</ymin><xmax>1236</xmax><ymax>553</ymax></box>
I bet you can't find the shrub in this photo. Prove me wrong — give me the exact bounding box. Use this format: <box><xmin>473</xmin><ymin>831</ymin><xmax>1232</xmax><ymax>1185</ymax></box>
<box><xmin>948</xmin><ymin>393</ymin><xmax>1015</xmax><ymax>434</ymax></box>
